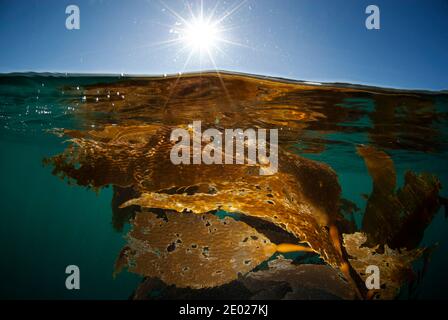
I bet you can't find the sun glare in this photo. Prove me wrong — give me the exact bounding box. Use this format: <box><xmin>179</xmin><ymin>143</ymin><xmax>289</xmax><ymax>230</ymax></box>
<box><xmin>159</xmin><ymin>0</ymin><xmax>248</xmax><ymax>67</ymax></box>
<box><xmin>182</xmin><ymin>18</ymin><xmax>219</xmax><ymax>52</ymax></box>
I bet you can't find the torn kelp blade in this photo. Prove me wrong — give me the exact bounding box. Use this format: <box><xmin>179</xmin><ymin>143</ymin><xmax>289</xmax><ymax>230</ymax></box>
<box><xmin>343</xmin><ymin>232</ymin><xmax>425</xmax><ymax>300</ymax></box>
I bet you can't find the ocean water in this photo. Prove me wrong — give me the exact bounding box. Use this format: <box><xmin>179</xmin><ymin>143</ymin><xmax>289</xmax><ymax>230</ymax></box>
<box><xmin>0</xmin><ymin>72</ymin><xmax>447</xmax><ymax>299</ymax></box>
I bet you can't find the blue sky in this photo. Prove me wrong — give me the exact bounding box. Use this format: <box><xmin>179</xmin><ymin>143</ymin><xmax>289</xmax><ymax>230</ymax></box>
<box><xmin>0</xmin><ymin>0</ymin><xmax>447</xmax><ymax>90</ymax></box>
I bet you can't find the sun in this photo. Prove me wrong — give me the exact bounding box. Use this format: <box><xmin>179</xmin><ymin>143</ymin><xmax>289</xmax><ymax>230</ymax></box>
<box><xmin>160</xmin><ymin>0</ymin><xmax>247</xmax><ymax>66</ymax></box>
<box><xmin>174</xmin><ymin>7</ymin><xmax>225</xmax><ymax>59</ymax></box>
<box><xmin>181</xmin><ymin>17</ymin><xmax>220</xmax><ymax>52</ymax></box>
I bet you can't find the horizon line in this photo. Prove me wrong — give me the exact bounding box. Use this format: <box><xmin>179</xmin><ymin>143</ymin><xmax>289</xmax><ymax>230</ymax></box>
<box><xmin>1</xmin><ymin>69</ymin><xmax>447</xmax><ymax>94</ymax></box>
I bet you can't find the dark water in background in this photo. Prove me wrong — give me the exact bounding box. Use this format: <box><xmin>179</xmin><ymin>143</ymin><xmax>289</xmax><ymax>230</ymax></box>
<box><xmin>0</xmin><ymin>73</ymin><xmax>447</xmax><ymax>299</ymax></box>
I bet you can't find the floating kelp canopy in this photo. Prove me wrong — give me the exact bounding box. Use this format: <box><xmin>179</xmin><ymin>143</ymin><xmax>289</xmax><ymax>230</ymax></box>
<box><xmin>44</xmin><ymin>71</ymin><xmax>446</xmax><ymax>299</ymax></box>
<box><xmin>66</xmin><ymin>71</ymin><xmax>447</xmax><ymax>153</ymax></box>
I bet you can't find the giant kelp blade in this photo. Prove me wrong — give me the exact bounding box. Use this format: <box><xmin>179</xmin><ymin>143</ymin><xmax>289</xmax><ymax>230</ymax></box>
<box><xmin>357</xmin><ymin>145</ymin><xmax>401</xmax><ymax>246</ymax></box>
<box><xmin>357</xmin><ymin>145</ymin><xmax>442</xmax><ymax>249</ymax></box>
<box><xmin>390</xmin><ymin>172</ymin><xmax>442</xmax><ymax>249</ymax></box>
<box><xmin>116</xmin><ymin>210</ymin><xmax>277</xmax><ymax>289</ymax></box>
<box><xmin>46</xmin><ymin>123</ymin><xmax>348</xmax><ymax>269</ymax></box>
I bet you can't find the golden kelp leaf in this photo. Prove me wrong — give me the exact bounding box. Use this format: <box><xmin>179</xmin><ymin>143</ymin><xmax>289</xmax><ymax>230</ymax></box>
<box><xmin>343</xmin><ymin>232</ymin><xmax>424</xmax><ymax>300</ymax></box>
<box><xmin>357</xmin><ymin>145</ymin><xmax>442</xmax><ymax>249</ymax></box>
<box><xmin>46</xmin><ymin>124</ymin><xmax>346</xmax><ymax>268</ymax></box>
<box><xmin>357</xmin><ymin>145</ymin><xmax>401</xmax><ymax>246</ymax></box>
<box><xmin>119</xmin><ymin>210</ymin><xmax>277</xmax><ymax>289</ymax></box>
<box><xmin>357</xmin><ymin>145</ymin><xmax>396</xmax><ymax>193</ymax></box>
<box><xmin>121</xmin><ymin>180</ymin><xmax>343</xmax><ymax>268</ymax></box>
<box><xmin>44</xmin><ymin>125</ymin><xmax>172</xmax><ymax>189</ymax></box>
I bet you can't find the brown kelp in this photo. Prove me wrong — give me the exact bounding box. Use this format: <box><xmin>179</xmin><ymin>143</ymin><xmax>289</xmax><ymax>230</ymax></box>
<box><xmin>45</xmin><ymin>123</ymin><xmax>347</xmax><ymax>269</ymax></box>
<box><xmin>63</xmin><ymin>71</ymin><xmax>446</xmax><ymax>154</ymax></box>
<box><xmin>337</xmin><ymin>145</ymin><xmax>444</xmax><ymax>299</ymax></box>
<box><xmin>115</xmin><ymin>210</ymin><xmax>277</xmax><ymax>289</ymax></box>
<box><xmin>132</xmin><ymin>256</ymin><xmax>355</xmax><ymax>300</ymax></box>
<box><xmin>44</xmin><ymin>71</ymin><xmax>446</xmax><ymax>299</ymax></box>
<box><xmin>357</xmin><ymin>145</ymin><xmax>442</xmax><ymax>249</ymax></box>
<box><xmin>343</xmin><ymin>232</ymin><xmax>425</xmax><ymax>300</ymax></box>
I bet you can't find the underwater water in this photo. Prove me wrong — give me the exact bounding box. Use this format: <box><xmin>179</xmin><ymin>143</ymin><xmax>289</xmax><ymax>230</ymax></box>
<box><xmin>0</xmin><ymin>72</ymin><xmax>447</xmax><ymax>300</ymax></box>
